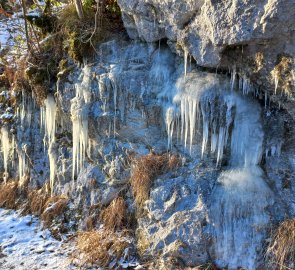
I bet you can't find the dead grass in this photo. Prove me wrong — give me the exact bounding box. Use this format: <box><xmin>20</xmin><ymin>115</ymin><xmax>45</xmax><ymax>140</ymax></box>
<box><xmin>185</xmin><ymin>264</ymin><xmax>221</xmax><ymax>270</ymax></box>
<box><xmin>41</xmin><ymin>195</ymin><xmax>68</xmax><ymax>227</ymax></box>
<box><xmin>100</xmin><ymin>197</ymin><xmax>127</xmax><ymax>231</ymax></box>
<box><xmin>25</xmin><ymin>188</ymin><xmax>50</xmax><ymax>215</ymax></box>
<box><xmin>271</xmin><ymin>55</ymin><xmax>294</xmax><ymax>96</ymax></box>
<box><xmin>266</xmin><ymin>219</ymin><xmax>295</xmax><ymax>270</ymax></box>
<box><xmin>22</xmin><ymin>188</ymin><xmax>68</xmax><ymax>227</ymax></box>
<box><xmin>254</xmin><ymin>52</ymin><xmax>264</xmax><ymax>72</ymax></box>
<box><xmin>130</xmin><ymin>153</ymin><xmax>181</xmax><ymax>207</ymax></box>
<box><xmin>75</xmin><ymin>229</ymin><xmax>130</xmax><ymax>268</ymax></box>
<box><xmin>0</xmin><ymin>181</ymin><xmax>19</xmax><ymax>209</ymax></box>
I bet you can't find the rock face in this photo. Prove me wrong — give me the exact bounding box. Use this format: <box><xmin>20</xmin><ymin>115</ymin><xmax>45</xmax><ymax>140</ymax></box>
<box><xmin>118</xmin><ymin>0</ymin><xmax>294</xmax><ymax>66</ymax></box>
<box><xmin>0</xmin><ymin>38</ymin><xmax>292</xmax><ymax>269</ymax></box>
<box><xmin>118</xmin><ymin>0</ymin><xmax>295</xmax><ymax>114</ymax></box>
<box><xmin>1</xmin><ymin>2</ymin><xmax>295</xmax><ymax>269</ymax></box>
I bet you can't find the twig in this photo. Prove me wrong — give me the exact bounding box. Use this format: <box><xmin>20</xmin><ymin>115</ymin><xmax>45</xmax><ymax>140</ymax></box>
<box><xmin>20</xmin><ymin>0</ymin><xmax>32</xmax><ymax>53</ymax></box>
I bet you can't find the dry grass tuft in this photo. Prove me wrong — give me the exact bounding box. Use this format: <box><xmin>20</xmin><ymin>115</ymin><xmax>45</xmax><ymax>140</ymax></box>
<box><xmin>25</xmin><ymin>189</ymin><xmax>50</xmax><ymax>215</ymax></box>
<box><xmin>23</xmin><ymin>189</ymin><xmax>68</xmax><ymax>227</ymax></box>
<box><xmin>75</xmin><ymin>229</ymin><xmax>130</xmax><ymax>267</ymax></box>
<box><xmin>41</xmin><ymin>195</ymin><xmax>68</xmax><ymax>227</ymax></box>
<box><xmin>100</xmin><ymin>197</ymin><xmax>127</xmax><ymax>231</ymax></box>
<box><xmin>130</xmin><ymin>153</ymin><xmax>181</xmax><ymax>207</ymax></box>
<box><xmin>271</xmin><ymin>55</ymin><xmax>294</xmax><ymax>96</ymax></box>
<box><xmin>0</xmin><ymin>181</ymin><xmax>19</xmax><ymax>209</ymax></box>
<box><xmin>266</xmin><ymin>219</ymin><xmax>295</xmax><ymax>270</ymax></box>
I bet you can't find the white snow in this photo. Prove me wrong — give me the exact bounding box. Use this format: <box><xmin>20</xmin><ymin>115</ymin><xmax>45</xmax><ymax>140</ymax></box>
<box><xmin>0</xmin><ymin>208</ymin><xmax>74</xmax><ymax>270</ymax></box>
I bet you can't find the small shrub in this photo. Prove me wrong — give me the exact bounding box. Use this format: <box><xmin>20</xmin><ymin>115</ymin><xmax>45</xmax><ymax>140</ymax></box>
<box><xmin>265</xmin><ymin>219</ymin><xmax>295</xmax><ymax>270</ymax></box>
<box><xmin>0</xmin><ymin>181</ymin><xmax>19</xmax><ymax>209</ymax></box>
<box><xmin>100</xmin><ymin>197</ymin><xmax>127</xmax><ymax>231</ymax></box>
<box><xmin>75</xmin><ymin>229</ymin><xmax>130</xmax><ymax>267</ymax></box>
<box><xmin>58</xmin><ymin>1</ymin><xmax>123</xmax><ymax>63</ymax></box>
<box><xmin>130</xmin><ymin>153</ymin><xmax>181</xmax><ymax>207</ymax></box>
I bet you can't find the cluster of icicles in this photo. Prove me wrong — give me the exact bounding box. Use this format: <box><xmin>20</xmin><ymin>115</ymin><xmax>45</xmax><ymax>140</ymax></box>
<box><xmin>0</xmin><ymin>63</ymin><xmax>122</xmax><ymax>193</ymax></box>
<box><xmin>164</xmin><ymin>71</ymin><xmax>263</xmax><ymax>167</ymax></box>
<box><xmin>0</xmin><ymin>53</ymin><xmax>278</xmax><ymax>193</ymax></box>
<box><xmin>0</xmin><ymin>93</ymin><xmax>32</xmax><ymax>186</ymax></box>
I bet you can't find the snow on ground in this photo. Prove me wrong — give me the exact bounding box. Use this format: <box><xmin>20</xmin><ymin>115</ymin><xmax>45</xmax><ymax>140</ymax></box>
<box><xmin>0</xmin><ymin>208</ymin><xmax>75</xmax><ymax>270</ymax></box>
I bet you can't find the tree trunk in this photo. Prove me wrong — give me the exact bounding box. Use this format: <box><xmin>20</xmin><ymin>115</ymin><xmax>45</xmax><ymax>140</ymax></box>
<box><xmin>74</xmin><ymin>0</ymin><xmax>84</xmax><ymax>20</ymax></box>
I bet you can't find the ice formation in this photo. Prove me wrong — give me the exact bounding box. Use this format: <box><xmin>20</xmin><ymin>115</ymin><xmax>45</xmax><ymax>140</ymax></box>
<box><xmin>163</xmin><ymin>71</ymin><xmax>263</xmax><ymax>166</ymax></box>
<box><xmin>71</xmin><ymin>66</ymin><xmax>92</xmax><ymax>179</ymax></box>
<box><xmin>211</xmin><ymin>167</ymin><xmax>271</xmax><ymax>270</ymax></box>
<box><xmin>18</xmin><ymin>146</ymin><xmax>27</xmax><ymax>186</ymax></box>
<box><xmin>184</xmin><ymin>49</ymin><xmax>188</xmax><ymax>77</ymax></box>
<box><xmin>1</xmin><ymin>126</ymin><xmax>11</xmax><ymax>182</ymax></box>
<box><xmin>44</xmin><ymin>96</ymin><xmax>57</xmax><ymax>192</ymax></box>
<box><xmin>161</xmin><ymin>67</ymin><xmax>268</xmax><ymax>269</ymax></box>
<box><xmin>16</xmin><ymin>93</ymin><xmax>33</xmax><ymax>183</ymax></box>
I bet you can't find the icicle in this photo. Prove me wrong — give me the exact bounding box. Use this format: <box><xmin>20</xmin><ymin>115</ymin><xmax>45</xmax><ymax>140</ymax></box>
<box><xmin>230</xmin><ymin>66</ymin><xmax>236</xmax><ymax>91</ymax></box>
<box><xmin>109</xmin><ymin>65</ymin><xmax>119</xmax><ymax>138</ymax></box>
<box><xmin>44</xmin><ymin>96</ymin><xmax>57</xmax><ymax>145</ymax></box>
<box><xmin>201</xmin><ymin>102</ymin><xmax>209</xmax><ymax>158</ymax></box>
<box><xmin>166</xmin><ymin>107</ymin><xmax>176</xmax><ymax>149</ymax></box>
<box><xmin>18</xmin><ymin>149</ymin><xmax>26</xmax><ymax>185</ymax></box>
<box><xmin>274</xmin><ymin>74</ymin><xmax>279</xmax><ymax>95</ymax></box>
<box><xmin>43</xmin><ymin>96</ymin><xmax>57</xmax><ymax>193</ymax></box>
<box><xmin>189</xmin><ymin>99</ymin><xmax>197</xmax><ymax>153</ymax></box>
<box><xmin>1</xmin><ymin>127</ymin><xmax>11</xmax><ymax>182</ymax></box>
<box><xmin>71</xmin><ymin>66</ymin><xmax>92</xmax><ymax>179</ymax></box>
<box><xmin>71</xmin><ymin>103</ymin><xmax>89</xmax><ymax>179</ymax></box>
<box><xmin>242</xmin><ymin>76</ymin><xmax>250</xmax><ymax>95</ymax></box>
<box><xmin>184</xmin><ymin>49</ymin><xmax>188</xmax><ymax>77</ymax></box>
<box><xmin>11</xmin><ymin>135</ymin><xmax>16</xmax><ymax>170</ymax></box>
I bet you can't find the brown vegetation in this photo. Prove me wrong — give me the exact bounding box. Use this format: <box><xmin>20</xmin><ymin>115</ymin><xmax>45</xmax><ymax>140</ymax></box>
<box><xmin>25</xmin><ymin>188</ymin><xmax>50</xmax><ymax>215</ymax></box>
<box><xmin>0</xmin><ymin>181</ymin><xmax>19</xmax><ymax>209</ymax></box>
<box><xmin>271</xmin><ymin>55</ymin><xmax>294</xmax><ymax>96</ymax></box>
<box><xmin>100</xmin><ymin>197</ymin><xmax>127</xmax><ymax>231</ymax></box>
<box><xmin>58</xmin><ymin>0</ymin><xmax>123</xmax><ymax>63</ymax></box>
<box><xmin>40</xmin><ymin>195</ymin><xmax>68</xmax><ymax>227</ymax></box>
<box><xmin>75</xmin><ymin>229</ymin><xmax>130</xmax><ymax>267</ymax></box>
<box><xmin>266</xmin><ymin>219</ymin><xmax>295</xmax><ymax>270</ymax></box>
<box><xmin>24</xmin><ymin>189</ymin><xmax>68</xmax><ymax>227</ymax></box>
<box><xmin>130</xmin><ymin>153</ymin><xmax>181</xmax><ymax>207</ymax></box>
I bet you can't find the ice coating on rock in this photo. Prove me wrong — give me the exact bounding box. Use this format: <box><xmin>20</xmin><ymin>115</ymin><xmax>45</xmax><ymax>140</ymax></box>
<box><xmin>210</xmin><ymin>167</ymin><xmax>271</xmax><ymax>270</ymax></box>
<box><xmin>157</xmin><ymin>63</ymin><xmax>268</xmax><ymax>268</ymax></box>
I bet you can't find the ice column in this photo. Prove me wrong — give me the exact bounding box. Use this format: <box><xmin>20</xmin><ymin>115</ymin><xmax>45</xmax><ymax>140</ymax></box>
<box><xmin>44</xmin><ymin>95</ymin><xmax>57</xmax><ymax>193</ymax></box>
<box><xmin>71</xmin><ymin>66</ymin><xmax>92</xmax><ymax>179</ymax></box>
<box><xmin>1</xmin><ymin>126</ymin><xmax>11</xmax><ymax>182</ymax></box>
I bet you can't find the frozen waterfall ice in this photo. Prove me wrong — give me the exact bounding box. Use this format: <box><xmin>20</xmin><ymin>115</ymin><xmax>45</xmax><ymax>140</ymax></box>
<box><xmin>211</xmin><ymin>167</ymin><xmax>271</xmax><ymax>270</ymax></box>
<box><xmin>160</xmin><ymin>68</ymin><xmax>270</xmax><ymax>269</ymax></box>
